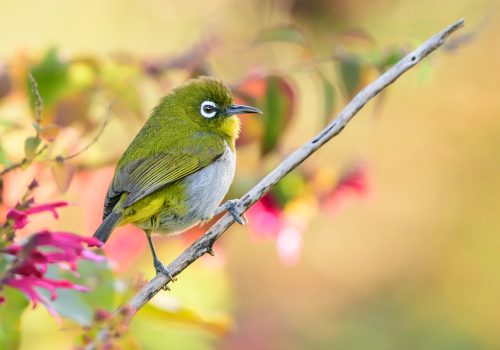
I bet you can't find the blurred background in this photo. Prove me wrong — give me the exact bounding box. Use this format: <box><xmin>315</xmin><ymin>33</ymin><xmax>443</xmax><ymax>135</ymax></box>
<box><xmin>0</xmin><ymin>0</ymin><xmax>499</xmax><ymax>349</ymax></box>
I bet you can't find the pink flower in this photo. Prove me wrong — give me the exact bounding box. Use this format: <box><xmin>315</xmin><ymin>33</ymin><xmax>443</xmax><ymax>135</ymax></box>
<box><xmin>6</xmin><ymin>202</ymin><xmax>68</xmax><ymax>230</ymax></box>
<box><xmin>246</xmin><ymin>195</ymin><xmax>305</xmax><ymax>266</ymax></box>
<box><xmin>275</xmin><ymin>224</ymin><xmax>303</xmax><ymax>266</ymax></box>
<box><xmin>246</xmin><ymin>195</ymin><xmax>284</xmax><ymax>239</ymax></box>
<box><xmin>322</xmin><ymin>163</ymin><xmax>370</xmax><ymax>214</ymax></box>
<box><xmin>1</xmin><ymin>231</ymin><xmax>104</xmax><ymax>316</ymax></box>
<box><xmin>6</xmin><ymin>276</ymin><xmax>89</xmax><ymax>304</ymax></box>
<box><xmin>5</xmin><ymin>276</ymin><xmax>89</xmax><ymax>317</ymax></box>
<box><xmin>32</xmin><ymin>230</ymin><xmax>102</xmax><ymax>249</ymax></box>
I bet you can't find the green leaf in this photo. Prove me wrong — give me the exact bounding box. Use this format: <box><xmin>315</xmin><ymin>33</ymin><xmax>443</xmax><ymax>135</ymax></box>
<box><xmin>0</xmin><ymin>119</ymin><xmax>16</xmax><ymax>128</ymax></box>
<box><xmin>101</xmin><ymin>62</ymin><xmax>143</xmax><ymax>115</ymax></box>
<box><xmin>417</xmin><ymin>59</ymin><xmax>433</xmax><ymax>83</ymax></box>
<box><xmin>72</xmin><ymin>259</ymin><xmax>115</xmax><ymax>312</ymax></box>
<box><xmin>0</xmin><ymin>144</ymin><xmax>10</xmax><ymax>167</ymax></box>
<box><xmin>339</xmin><ymin>55</ymin><xmax>362</xmax><ymax>99</ymax></box>
<box><xmin>274</xmin><ymin>172</ymin><xmax>306</xmax><ymax>206</ymax></box>
<box><xmin>255</xmin><ymin>25</ymin><xmax>307</xmax><ymax>47</ymax></box>
<box><xmin>133</xmin><ymin>321</ymin><xmax>215</xmax><ymax>350</ymax></box>
<box><xmin>24</xmin><ymin>137</ymin><xmax>41</xmax><ymax>160</ymax></box>
<box><xmin>133</xmin><ymin>301</ymin><xmax>233</xmax><ymax>350</ymax></box>
<box><xmin>139</xmin><ymin>300</ymin><xmax>232</xmax><ymax>335</ymax></box>
<box><xmin>376</xmin><ymin>48</ymin><xmax>406</xmax><ymax>71</ymax></box>
<box><xmin>29</xmin><ymin>48</ymin><xmax>70</xmax><ymax>109</ymax></box>
<box><xmin>0</xmin><ymin>287</ymin><xmax>29</xmax><ymax>350</ymax></box>
<box><xmin>43</xmin><ymin>288</ymin><xmax>94</xmax><ymax>326</ymax></box>
<box><xmin>319</xmin><ymin>73</ymin><xmax>336</xmax><ymax>125</ymax></box>
<box><xmin>261</xmin><ymin>76</ymin><xmax>295</xmax><ymax>155</ymax></box>
<box><xmin>44</xmin><ymin>259</ymin><xmax>115</xmax><ymax>326</ymax></box>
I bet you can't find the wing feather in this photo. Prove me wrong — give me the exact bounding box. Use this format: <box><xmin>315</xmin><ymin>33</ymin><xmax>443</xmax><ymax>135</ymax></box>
<box><xmin>102</xmin><ymin>138</ymin><xmax>225</xmax><ymax>219</ymax></box>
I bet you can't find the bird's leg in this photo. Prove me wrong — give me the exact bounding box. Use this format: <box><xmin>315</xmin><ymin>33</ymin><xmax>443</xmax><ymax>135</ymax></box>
<box><xmin>213</xmin><ymin>199</ymin><xmax>248</xmax><ymax>225</ymax></box>
<box><xmin>144</xmin><ymin>229</ymin><xmax>176</xmax><ymax>283</ymax></box>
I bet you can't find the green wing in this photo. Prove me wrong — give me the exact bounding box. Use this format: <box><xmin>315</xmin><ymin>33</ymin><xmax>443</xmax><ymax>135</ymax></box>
<box><xmin>103</xmin><ymin>142</ymin><xmax>225</xmax><ymax>219</ymax></box>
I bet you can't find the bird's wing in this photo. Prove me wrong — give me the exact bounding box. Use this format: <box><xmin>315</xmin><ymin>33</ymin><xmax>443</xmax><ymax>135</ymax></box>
<box><xmin>103</xmin><ymin>142</ymin><xmax>225</xmax><ymax>219</ymax></box>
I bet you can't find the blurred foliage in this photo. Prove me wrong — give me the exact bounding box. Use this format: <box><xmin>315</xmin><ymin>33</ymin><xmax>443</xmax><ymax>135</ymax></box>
<box><xmin>0</xmin><ymin>286</ymin><xmax>28</xmax><ymax>349</ymax></box>
<box><xmin>0</xmin><ymin>0</ymin><xmax>498</xmax><ymax>349</ymax></box>
<box><xmin>44</xmin><ymin>260</ymin><xmax>116</xmax><ymax>325</ymax></box>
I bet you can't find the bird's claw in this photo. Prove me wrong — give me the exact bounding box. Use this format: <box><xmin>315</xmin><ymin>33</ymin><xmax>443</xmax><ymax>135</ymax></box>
<box><xmin>228</xmin><ymin>204</ymin><xmax>248</xmax><ymax>225</ymax></box>
<box><xmin>153</xmin><ymin>258</ymin><xmax>176</xmax><ymax>283</ymax></box>
<box><xmin>213</xmin><ymin>199</ymin><xmax>248</xmax><ymax>225</ymax></box>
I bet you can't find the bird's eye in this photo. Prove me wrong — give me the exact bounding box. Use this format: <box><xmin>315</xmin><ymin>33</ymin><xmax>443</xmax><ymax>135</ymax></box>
<box><xmin>203</xmin><ymin>105</ymin><xmax>214</xmax><ymax>113</ymax></box>
<box><xmin>200</xmin><ymin>100</ymin><xmax>217</xmax><ymax>118</ymax></box>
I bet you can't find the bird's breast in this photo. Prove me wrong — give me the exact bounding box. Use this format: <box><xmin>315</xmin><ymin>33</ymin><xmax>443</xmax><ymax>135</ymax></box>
<box><xmin>155</xmin><ymin>142</ymin><xmax>236</xmax><ymax>232</ymax></box>
<box><xmin>184</xmin><ymin>143</ymin><xmax>236</xmax><ymax>219</ymax></box>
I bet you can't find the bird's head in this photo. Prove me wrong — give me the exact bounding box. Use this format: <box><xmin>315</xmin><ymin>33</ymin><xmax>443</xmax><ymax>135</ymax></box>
<box><xmin>164</xmin><ymin>76</ymin><xmax>262</xmax><ymax>140</ymax></box>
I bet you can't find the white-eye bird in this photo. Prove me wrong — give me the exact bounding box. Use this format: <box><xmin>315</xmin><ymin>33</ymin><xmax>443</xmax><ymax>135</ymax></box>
<box><xmin>93</xmin><ymin>76</ymin><xmax>262</xmax><ymax>278</ymax></box>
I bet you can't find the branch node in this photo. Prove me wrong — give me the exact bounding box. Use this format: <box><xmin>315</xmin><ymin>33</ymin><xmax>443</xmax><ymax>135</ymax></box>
<box><xmin>206</xmin><ymin>247</ymin><xmax>215</xmax><ymax>256</ymax></box>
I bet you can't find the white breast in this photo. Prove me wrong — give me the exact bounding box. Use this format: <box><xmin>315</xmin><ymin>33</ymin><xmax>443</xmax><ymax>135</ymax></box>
<box><xmin>184</xmin><ymin>143</ymin><xmax>236</xmax><ymax>223</ymax></box>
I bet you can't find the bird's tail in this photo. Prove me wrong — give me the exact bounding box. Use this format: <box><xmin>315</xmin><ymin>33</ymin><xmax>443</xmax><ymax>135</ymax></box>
<box><xmin>93</xmin><ymin>212</ymin><xmax>122</xmax><ymax>243</ymax></box>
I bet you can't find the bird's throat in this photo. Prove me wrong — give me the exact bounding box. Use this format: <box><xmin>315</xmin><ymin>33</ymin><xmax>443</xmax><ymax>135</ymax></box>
<box><xmin>219</xmin><ymin>116</ymin><xmax>241</xmax><ymax>147</ymax></box>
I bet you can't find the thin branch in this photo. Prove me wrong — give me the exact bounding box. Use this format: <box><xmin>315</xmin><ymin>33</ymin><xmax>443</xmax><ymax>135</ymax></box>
<box><xmin>91</xmin><ymin>18</ymin><xmax>465</xmax><ymax>346</ymax></box>
<box><xmin>59</xmin><ymin>102</ymin><xmax>114</xmax><ymax>161</ymax></box>
<box><xmin>0</xmin><ymin>144</ymin><xmax>48</xmax><ymax>177</ymax></box>
<box><xmin>0</xmin><ymin>74</ymin><xmax>47</xmax><ymax>177</ymax></box>
<box><xmin>0</xmin><ymin>100</ymin><xmax>113</xmax><ymax>177</ymax></box>
<box><xmin>28</xmin><ymin>73</ymin><xmax>43</xmax><ymax>137</ymax></box>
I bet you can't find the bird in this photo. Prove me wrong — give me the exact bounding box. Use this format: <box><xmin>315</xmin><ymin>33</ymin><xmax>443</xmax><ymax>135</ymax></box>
<box><xmin>93</xmin><ymin>76</ymin><xmax>262</xmax><ymax>279</ymax></box>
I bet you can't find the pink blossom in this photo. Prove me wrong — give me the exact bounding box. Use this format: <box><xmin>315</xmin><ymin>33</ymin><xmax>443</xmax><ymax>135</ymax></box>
<box><xmin>275</xmin><ymin>225</ymin><xmax>303</xmax><ymax>266</ymax></box>
<box><xmin>322</xmin><ymin>164</ymin><xmax>370</xmax><ymax>214</ymax></box>
<box><xmin>32</xmin><ymin>230</ymin><xmax>102</xmax><ymax>249</ymax></box>
<box><xmin>6</xmin><ymin>201</ymin><xmax>68</xmax><ymax>229</ymax></box>
<box><xmin>246</xmin><ymin>195</ymin><xmax>305</xmax><ymax>265</ymax></box>
<box><xmin>1</xmin><ymin>231</ymin><xmax>104</xmax><ymax>316</ymax></box>
<box><xmin>6</xmin><ymin>276</ymin><xmax>89</xmax><ymax>304</ymax></box>
<box><xmin>5</xmin><ymin>276</ymin><xmax>88</xmax><ymax>317</ymax></box>
<box><xmin>246</xmin><ymin>195</ymin><xmax>284</xmax><ymax>239</ymax></box>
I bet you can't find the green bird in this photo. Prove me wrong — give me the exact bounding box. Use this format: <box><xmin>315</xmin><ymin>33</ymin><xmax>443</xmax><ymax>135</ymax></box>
<box><xmin>93</xmin><ymin>76</ymin><xmax>261</xmax><ymax>279</ymax></box>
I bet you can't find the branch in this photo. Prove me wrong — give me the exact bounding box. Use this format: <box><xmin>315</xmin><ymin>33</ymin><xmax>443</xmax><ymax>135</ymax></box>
<box><xmin>28</xmin><ymin>72</ymin><xmax>43</xmax><ymax>138</ymax></box>
<box><xmin>57</xmin><ymin>102</ymin><xmax>114</xmax><ymax>161</ymax></box>
<box><xmin>0</xmin><ymin>74</ymin><xmax>46</xmax><ymax>177</ymax></box>
<box><xmin>95</xmin><ymin>18</ymin><xmax>464</xmax><ymax>343</ymax></box>
<box><xmin>0</xmin><ymin>144</ymin><xmax>48</xmax><ymax>177</ymax></box>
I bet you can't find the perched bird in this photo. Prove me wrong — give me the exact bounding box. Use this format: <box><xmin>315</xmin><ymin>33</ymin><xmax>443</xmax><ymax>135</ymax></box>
<box><xmin>93</xmin><ymin>76</ymin><xmax>261</xmax><ymax>279</ymax></box>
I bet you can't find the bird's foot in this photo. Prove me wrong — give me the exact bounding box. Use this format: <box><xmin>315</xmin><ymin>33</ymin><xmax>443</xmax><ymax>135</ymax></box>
<box><xmin>214</xmin><ymin>199</ymin><xmax>248</xmax><ymax>225</ymax></box>
<box><xmin>153</xmin><ymin>257</ymin><xmax>176</xmax><ymax>283</ymax></box>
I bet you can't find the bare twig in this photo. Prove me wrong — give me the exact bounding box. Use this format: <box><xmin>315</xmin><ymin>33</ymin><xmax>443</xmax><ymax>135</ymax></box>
<box><xmin>0</xmin><ymin>144</ymin><xmax>48</xmax><ymax>177</ymax></box>
<box><xmin>0</xmin><ymin>74</ymin><xmax>46</xmax><ymax>177</ymax></box>
<box><xmin>0</xmin><ymin>100</ymin><xmax>113</xmax><ymax>178</ymax></box>
<box><xmin>59</xmin><ymin>102</ymin><xmax>114</xmax><ymax>161</ymax></box>
<box><xmin>90</xmin><ymin>19</ymin><xmax>465</xmax><ymax>347</ymax></box>
<box><xmin>28</xmin><ymin>73</ymin><xmax>43</xmax><ymax>137</ymax></box>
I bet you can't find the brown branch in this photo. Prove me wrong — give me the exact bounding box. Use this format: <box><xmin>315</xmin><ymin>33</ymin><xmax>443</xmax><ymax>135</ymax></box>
<box><xmin>88</xmin><ymin>18</ymin><xmax>465</xmax><ymax>347</ymax></box>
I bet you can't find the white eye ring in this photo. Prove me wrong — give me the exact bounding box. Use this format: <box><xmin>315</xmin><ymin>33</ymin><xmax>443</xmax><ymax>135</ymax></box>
<box><xmin>200</xmin><ymin>100</ymin><xmax>217</xmax><ymax>118</ymax></box>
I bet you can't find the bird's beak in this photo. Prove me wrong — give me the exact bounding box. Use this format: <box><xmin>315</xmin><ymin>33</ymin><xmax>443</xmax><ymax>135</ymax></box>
<box><xmin>225</xmin><ymin>104</ymin><xmax>262</xmax><ymax>116</ymax></box>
